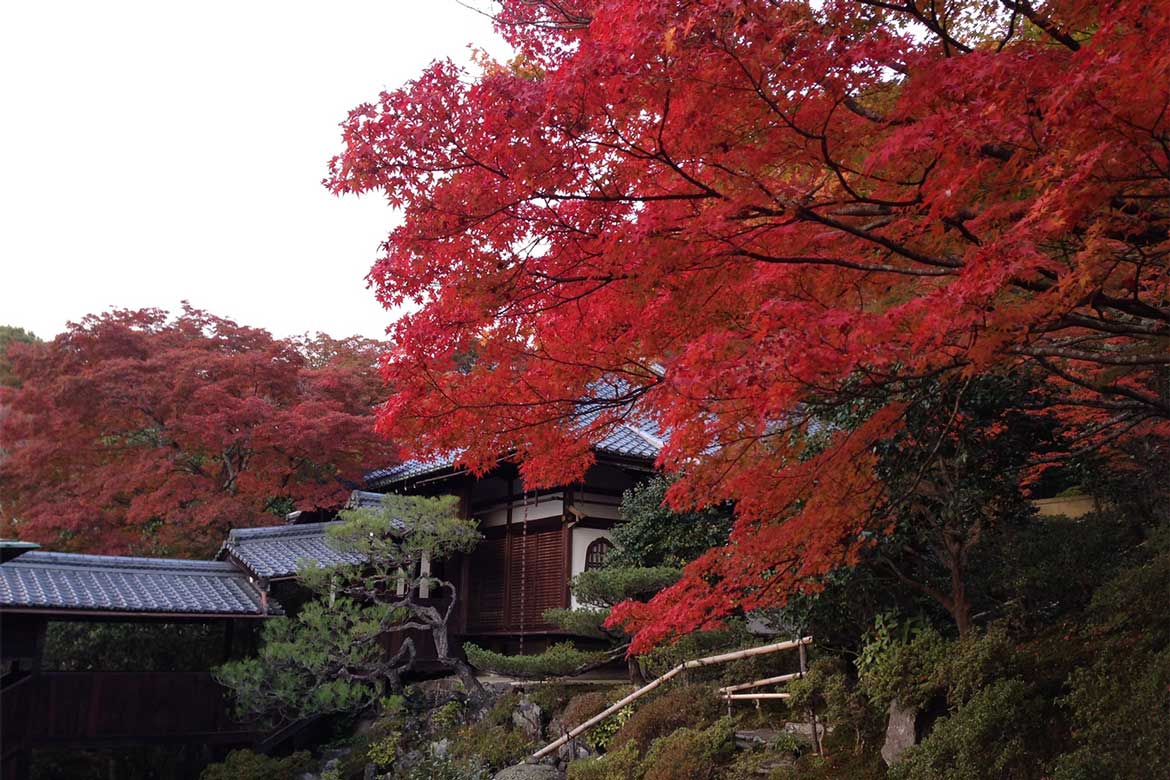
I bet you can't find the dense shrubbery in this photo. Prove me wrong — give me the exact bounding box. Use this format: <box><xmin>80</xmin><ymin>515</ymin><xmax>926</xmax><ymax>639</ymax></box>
<box><xmin>464</xmin><ymin>641</ymin><xmax>609</xmax><ymax>679</ymax></box>
<box><xmin>609</xmin><ymin>475</ymin><xmax>734</xmax><ymax>569</ymax></box>
<box><xmin>609</xmin><ymin>684</ymin><xmax>722</xmax><ymax>752</ymax></box>
<box><xmin>1050</xmin><ymin>536</ymin><xmax>1170</xmax><ymax>780</ymax></box>
<box><xmin>568</xmin><ymin>718</ymin><xmax>736</xmax><ymax>780</ymax></box>
<box><xmin>890</xmin><ymin>679</ymin><xmax>1046</xmax><ymax>780</ymax></box>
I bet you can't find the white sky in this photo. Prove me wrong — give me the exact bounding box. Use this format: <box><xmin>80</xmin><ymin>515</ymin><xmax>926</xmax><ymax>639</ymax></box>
<box><xmin>0</xmin><ymin>1</ymin><xmax>508</xmax><ymax>341</ymax></box>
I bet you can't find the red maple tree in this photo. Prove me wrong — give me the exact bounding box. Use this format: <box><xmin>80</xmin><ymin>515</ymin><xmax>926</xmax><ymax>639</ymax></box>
<box><xmin>328</xmin><ymin>1</ymin><xmax>1170</xmax><ymax>650</ymax></box>
<box><xmin>0</xmin><ymin>306</ymin><xmax>397</xmax><ymax>556</ymax></box>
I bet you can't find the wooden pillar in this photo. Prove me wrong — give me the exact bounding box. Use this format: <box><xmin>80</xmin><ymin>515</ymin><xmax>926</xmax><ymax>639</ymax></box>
<box><xmin>503</xmin><ymin>476</ymin><xmax>514</xmax><ymax>628</ymax></box>
<box><xmin>562</xmin><ymin>486</ymin><xmax>575</xmax><ymax>608</ymax></box>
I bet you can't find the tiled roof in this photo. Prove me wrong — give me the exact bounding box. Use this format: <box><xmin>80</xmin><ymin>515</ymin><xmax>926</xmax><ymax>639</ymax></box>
<box><xmin>0</xmin><ymin>551</ymin><xmax>276</xmax><ymax>616</ymax></box>
<box><xmin>218</xmin><ymin>522</ymin><xmax>368</xmax><ymax>579</ymax></box>
<box><xmin>367</xmin><ymin>422</ymin><xmax>666</xmax><ymax>488</ymax></box>
<box><xmin>365</xmin><ymin>455</ymin><xmax>461</xmax><ymax>487</ymax></box>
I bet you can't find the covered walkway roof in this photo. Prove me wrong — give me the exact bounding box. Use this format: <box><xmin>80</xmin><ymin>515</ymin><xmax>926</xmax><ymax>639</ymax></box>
<box><xmin>0</xmin><ymin>551</ymin><xmax>278</xmax><ymax>618</ymax></box>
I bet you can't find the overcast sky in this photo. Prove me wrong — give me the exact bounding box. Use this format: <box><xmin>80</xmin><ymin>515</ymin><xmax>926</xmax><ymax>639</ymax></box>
<box><xmin>0</xmin><ymin>1</ymin><xmax>508</xmax><ymax>341</ymax></box>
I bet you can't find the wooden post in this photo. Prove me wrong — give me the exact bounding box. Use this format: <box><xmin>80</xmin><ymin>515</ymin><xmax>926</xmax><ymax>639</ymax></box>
<box><xmin>529</xmin><ymin>637</ymin><xmax>812</xmax><ymax>762</ymax></box>
<box><xmin>799</xmin><ymin>640</ymin><xmax>823</xmax><ymax>756</ymax></box>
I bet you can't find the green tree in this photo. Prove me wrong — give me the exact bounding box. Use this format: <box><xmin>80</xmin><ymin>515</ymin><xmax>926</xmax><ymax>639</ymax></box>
<box><xmin>610</xmin><ymin>476</ymin><xmax>733</xmax><ymax>569</ymax></box>
<box><xmin>216</xmin><ymin>494</ymin><xmax>482</xmax><ymax>722</ymax></box>
<box><xmin>0</xmin><ymin>325</ymin><xmax>38</xmax><ymax>387</ymax></box>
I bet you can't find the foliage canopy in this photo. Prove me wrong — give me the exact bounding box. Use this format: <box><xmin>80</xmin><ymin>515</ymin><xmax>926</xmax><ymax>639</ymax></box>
<box><xmin>329</xmin><ymin>0</ymin><xmax>1170</xmax><ymax>650</ymax></box>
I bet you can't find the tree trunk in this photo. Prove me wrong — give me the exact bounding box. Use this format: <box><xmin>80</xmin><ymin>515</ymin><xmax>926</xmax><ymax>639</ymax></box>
<box><xmin>944</xmin><ymin>536</ymin><xmax>972</xmax><ymax>638</ymax></box>
<box><xmin>432</xmin><ymin>620</ymin><xmax>485</xmax><ymax>698</ymax></box>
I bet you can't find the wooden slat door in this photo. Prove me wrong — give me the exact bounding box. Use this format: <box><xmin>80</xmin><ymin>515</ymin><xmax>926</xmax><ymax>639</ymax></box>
<box><xmin>467</xmin><ymin>536</ymin><xmax>507</xmax><ymax>632</ymax></box>
<box><xmin>507</xmin><ymin>528</ymin><xmax>565</xmax><ymax>631</ymax></box>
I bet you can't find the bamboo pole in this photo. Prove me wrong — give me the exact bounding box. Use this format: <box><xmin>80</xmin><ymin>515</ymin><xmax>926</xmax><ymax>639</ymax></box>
<box><xmin>723</xmin><ymin>693</ymin><xmax>792</xmax><ymax>700</ymax></box>
<box><xmin>717</xmin><ymin>671</ymin><xmax>804</xmax><ymax>694</ymax></box>
<box><xmin>529</xmin><ymin>636</ymin><xmax>812</xmax><ymax>762</ymax></box>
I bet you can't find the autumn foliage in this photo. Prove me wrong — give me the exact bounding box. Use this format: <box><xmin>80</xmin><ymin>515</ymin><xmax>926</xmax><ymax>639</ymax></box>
<box><xmin>328</xmin><ymin>1</ymin><xmax>1170</xmax><ymax>650</ymax></box>
<box><xmin>0</xmin><ymin>307</ymin><xmax>396</xmax><ymax>556</ymax></box>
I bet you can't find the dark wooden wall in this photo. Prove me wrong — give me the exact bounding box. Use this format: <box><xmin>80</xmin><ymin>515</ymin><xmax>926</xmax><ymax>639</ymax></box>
<box><xmin>0</xmin><ymin>671</ymin><xmax>262</xmax><ymax>777</ymax></box>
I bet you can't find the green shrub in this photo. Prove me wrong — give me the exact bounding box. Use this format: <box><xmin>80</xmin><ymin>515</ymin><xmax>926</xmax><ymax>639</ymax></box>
<box><xmin>611</xmin><ymin>474</ymin><xmax>734</xmax><ymax>568</ymax></box>
<box><xmin>610</xmin><ymin>684</ymin><xmax>721</xmax><ymax>751</ymax></box>
<box><xmin>571</xmin><ymin>567</ymin><xmax>681</xmax><ymax>608</ymax></box>
<box><xmin>941</xmin><ymin>628</ymin><xmax>1016</xmax><ymax>707</ymax></box>
<box><xmin>567</xmin><ymin>740</ymin><xmax>641</xmax><ymax>780</ymax></box>
<box><xmin>432</xmin><ymin>699</ymin><xmax>466</xmax><ymax>735</ymax></box>
<box><xmin>588</xmin><ymin>705</ymin><xmax>633</xmax><ymax>752</ymax></box>
<box><xmin>890</xmin><ymin>679</ymin><xmax>1046</xmax><ymax>780</ymax></box>
<box><xmin>858</xmin><ymin>625</ymin><xmax>949</xmax><ymax>710</ymax></box>
<box><xmin>786</xmin><ymin>658</ymin><xmax>882</xmax><ymax>753</ymax></box>
<box><xmin>199</xmin><ymin>750</ymin><xmax>314</xmax><ymax>780</ymax></box>
<box><xmin>449</xmin><ymin>693</ymin><xmax>534</xmax><ymax>771</ymax></box>
<box><xmin>641</xmin><ymin>717</ymin><xmax>735</xmax><ymax>780</ymax></box>
<box><xmin>1050</xmin><ymin>540</ymin><xmax>1170</xmax><ymax>780</ymax></box>
<box><xmin>465</xmin><ymin>641</ymin><xmax>608</xmax><ymax>678</ymax></box>
<box><xmin>524</xmin><ymin>682</ymin><xmax>578</xmax><ymax>715</ymax></box>
<box><xmin>545</xmin><ymin>607</ymin><xmax>611</xmax><ymax>639</ymax></box>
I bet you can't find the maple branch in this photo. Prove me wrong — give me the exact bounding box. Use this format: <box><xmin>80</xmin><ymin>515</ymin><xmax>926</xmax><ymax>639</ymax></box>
<box><xmin>998</xmin><ymin>1</ymin><xmax>1081</xmax><ymax>51</ymax></box>
<box><xmin>730</xmin><ymin>249</ymin><xmax>953</xmax><ymax>277</ymax></box>
<box><xmin>1014</xmin><ymin>345</ymin><xmax>1170</xmax><ymax>367</ymax></box>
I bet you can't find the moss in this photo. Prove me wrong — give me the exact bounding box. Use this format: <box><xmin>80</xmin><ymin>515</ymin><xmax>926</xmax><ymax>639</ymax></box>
<box><xmin>567</xmin><ymin>741</ymin><xmax>641</xmax><ymax>780</ymax></box>
<box><xmin>199</xmin><ymin>750</ymin><xmax>314</xmax><ymax>780</ymax></box>
<box><xmin>641</xmin><ymin>717</ymin><xmax>735</xmax><ymax>780</ymax></box>
<box><xmin>448</xmin><ymin>694</ymin><xmax>533</xmax><ymax>771</ymax></box>
<box><xmin>563</xmin><ymin>691</ymin><xmax>613</xmax><ymax>729</ymax></box>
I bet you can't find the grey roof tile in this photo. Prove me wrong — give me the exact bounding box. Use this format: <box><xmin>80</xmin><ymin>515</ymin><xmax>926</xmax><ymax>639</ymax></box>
<box><xmin>219</xmin><ymin>522</ymin><xmax>367</xmax><ymax>579</ymax></box>
<box><xmin>0</xmin><ymin>551</ymin><xmax>275</xmax><ymax>616</ymax></box>
<box><xmin>366</xmin><ymin>420</ymin><xmax>667</xmax><ymax>488</ymax></box>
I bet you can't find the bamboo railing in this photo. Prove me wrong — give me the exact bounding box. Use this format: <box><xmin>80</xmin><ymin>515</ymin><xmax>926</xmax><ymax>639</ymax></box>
<box><xmin>529</xmin><ymin>636</ymin><xmax>812</xmax><ymax>762</ymax></box>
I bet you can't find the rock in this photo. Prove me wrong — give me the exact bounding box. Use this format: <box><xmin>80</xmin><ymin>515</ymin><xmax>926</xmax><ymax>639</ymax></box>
<box><xmin>881</xmin><ymin>699</ymin><xmax>919</xmax><ymax>766</ymax></box>
<box><xmin>492</xmin><ymin>763</ymin><xmax>563</xmax><ymax>780</ymax></box>
<box><xmin>397</xmin><ymin>749</ymin><xmax>424</xmax><ymax>773</ymax></box>
<box><xmin>556</xmin><ymin>738</ymin><xmax>594</xmax><ymax>763</ymax></box>
<box><xmin>781</xmin><ymin>720</ymin><xmax>830</xmax><ymax>744</ymax></box>
<box><xmin>734</xmin><ymin>728</ymin><xmax>783</xmax><ymax>749</ymax></box>
<box><xmin>430</xmin><ymin>737</ymin><xmax>452</xmax><ymax>760</ymax></box>
<box><xmin>512</xmin><ymin>696</ymin><xmax>545</xmax><ymax>742</ymax></box>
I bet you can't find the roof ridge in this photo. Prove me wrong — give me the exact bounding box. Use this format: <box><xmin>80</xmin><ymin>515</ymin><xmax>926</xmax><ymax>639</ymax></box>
<box><xmin>227</xmin><ymin>521</ymin><xmax>343</xmax><ymax>541</ymax></box>
<box><xmin>4</xmin><ymin>551</ymin><xmax>243</xmax><ymax>575</ymax></box>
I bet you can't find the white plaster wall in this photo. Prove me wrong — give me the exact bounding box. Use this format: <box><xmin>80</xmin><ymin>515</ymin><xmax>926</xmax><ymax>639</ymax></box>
<box><xmin>570</xmin><ymin>527</ymin><xmax>614</xmax><ymax>608</ymax></box>
<box><xmin>474</xmin><ymin>494</ymin><xmax>564</xmax><ymax>528</ymax></box>
<box><xmin>573</xmin><ymin>500</ymin><xmax>621</xmax><ymax>520</ymax></box>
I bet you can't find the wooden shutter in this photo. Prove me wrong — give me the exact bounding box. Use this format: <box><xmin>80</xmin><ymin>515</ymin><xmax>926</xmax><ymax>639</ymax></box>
<box><xmin>507</xmin><ymin>528</ymin><xmax>565</xmax><ymax>631</ymax></box>
<box><xmin>467</xmin><ymin>537</ymin><xmax>507</xmax><ymax>632</ymax></box>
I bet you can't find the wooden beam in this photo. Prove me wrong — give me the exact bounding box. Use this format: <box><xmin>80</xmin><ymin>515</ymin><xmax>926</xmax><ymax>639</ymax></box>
<box><xmin>717</xmin><ymin>671</ymin><xmax>804</xmax><ymax>694</ymax></box>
